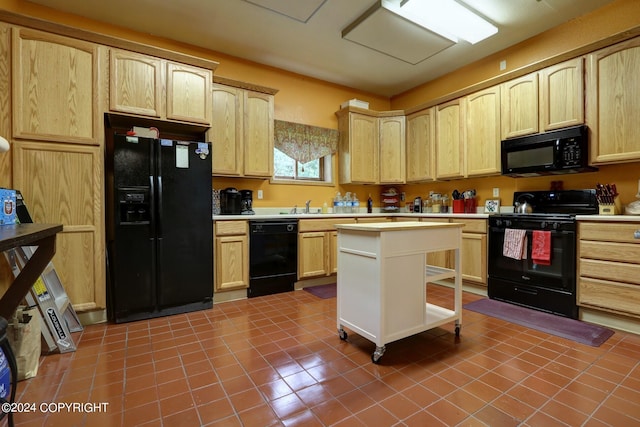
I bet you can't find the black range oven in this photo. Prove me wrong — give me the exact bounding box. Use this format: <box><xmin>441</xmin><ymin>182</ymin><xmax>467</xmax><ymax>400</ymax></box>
<box><xmin>488</xmin><ymin>190</ymin><xmax>597</xmax><ymax>319</ymax></box>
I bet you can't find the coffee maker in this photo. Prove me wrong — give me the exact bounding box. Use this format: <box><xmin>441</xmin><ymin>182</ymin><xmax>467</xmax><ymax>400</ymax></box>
<box><xmin>240</xmin><ymin>190</ymin><xmax>254</xmax><ymax>215</ymax></box>
<box><xmin>220</xmin><ymin>187</ymin><xmax>242</xmax><ymax>214</ymax></box>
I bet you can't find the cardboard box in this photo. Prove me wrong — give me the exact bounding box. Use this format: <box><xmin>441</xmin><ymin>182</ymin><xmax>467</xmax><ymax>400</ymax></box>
<box><xmin>340</xmin><ymin>99</ymin><xmax>369</xmax><ymax>109</ymax></box>
<box><xmin>0</xmin><ymin>188</ymin><xmax>16</xmax><ymax>225</ymax></box>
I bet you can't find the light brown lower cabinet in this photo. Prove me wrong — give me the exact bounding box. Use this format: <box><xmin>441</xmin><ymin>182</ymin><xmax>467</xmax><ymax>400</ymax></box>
<box><xmin>420</xmin><ymin>217</ymin><xmax>487</xmax><ymax>286</ymax></box>
<box><xmin>298</xmin><ymin>218</ymin><xmax>356</xmax><ymax>280</ymax></box>
<box><xmin>298</xmin><ymin>231</ymin><xmax>331</xmax><ymax>279</ymax></box>
<box><xmin>12</xmin><ymin>140</ymin><xmax>105</xmax><ymax>311</ymax></box>
<box><xmin>578</xmin><ymin>221</ymin><xmax>640</xmax><ymax>317</ymax></box>
<box><xmin>421</xmin><ymin>218</ymin><xmax>452</xmax><ymax>271</ymax></box>
<box><xmin>214</xmin><ymin>221</ymin><xmax>248</xmax><ymax>291</ymax></box>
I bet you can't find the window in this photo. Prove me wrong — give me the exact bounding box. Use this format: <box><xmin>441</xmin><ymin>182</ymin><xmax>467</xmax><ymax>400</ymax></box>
<box><xmin>272</xmin><ymin>120</ymin><xmax>337</xmax><ymax>183</ymax></box>
<box><xmin>274</xmin><ymin>148</ymin><xmax>324</xmax><ymax>180</ymax></box>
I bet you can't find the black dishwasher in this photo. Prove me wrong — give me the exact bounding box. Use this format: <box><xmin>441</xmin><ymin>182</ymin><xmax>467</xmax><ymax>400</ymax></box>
<box><xmin>248</xmin><ymin>220</ymin><xmax>298</xmax><ymax>298</ymax></box>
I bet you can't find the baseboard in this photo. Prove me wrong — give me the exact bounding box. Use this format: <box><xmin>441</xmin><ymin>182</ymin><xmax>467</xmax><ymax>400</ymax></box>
<box><xmin>77</xmin><ymin>309</ymin><xmax>107</xmax><ymax>325</ymax></box>
<box><xmin>431</xmin><ymin>279</ymin><xmax>488</xmax><ymax>297</ymax></box>
<box><xmin>214</xmin><ymin>288</ymin><xmax>247</xmax><ymax>303</ymax></box>
<box><xmin>294</xmin><ymin>276</ymin><xmax>335</xmax><ymax>290</ymax></box>
<box><xmin>580</xmin><ymin>307</ymin><xmax>640</xmax><ymax>335</ymax></box>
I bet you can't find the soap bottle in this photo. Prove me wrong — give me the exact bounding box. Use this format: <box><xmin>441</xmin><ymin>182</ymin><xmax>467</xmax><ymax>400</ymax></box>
<box><xmin>367</xmin><ymin>193</ymin><xmax>373</xmax><ymax>213</ymax></box>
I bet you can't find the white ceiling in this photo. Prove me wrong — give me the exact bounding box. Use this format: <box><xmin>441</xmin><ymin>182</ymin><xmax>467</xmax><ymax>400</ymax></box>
<box><xmin>28</xmin><ymin>0</ymin><xmax>615</xmax><ymax>97</ymax></box>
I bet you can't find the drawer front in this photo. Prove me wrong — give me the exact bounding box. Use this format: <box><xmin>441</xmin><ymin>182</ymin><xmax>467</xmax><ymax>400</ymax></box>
<box><xmin>215</xmin><ymin>220</ymin><xmax>247</xmax><ymax>236</ymax></box>
<box><xmin>579</xmin><ymin>222</ymin><xmax>640</xmax><ymax>244</ymax></box>
<box><xmin>298</xmin><ymin>218</ymin><xmax>356</xmax><ymax>232</ymax></box>
<box><xmin>451</xmin><ymin>219</ymin><xmax>486</xmax><ymax>233</ymax></box>
<box><xmin>578</xmin><ymin>277</ymin><xmax>640</xmax><ymax>317</ymax></box>
<box><xmin>580</xmin><ymin>240</ymin><xmax>640</xmax><ymax>264</ymax></box>
<box><xmin>579</xmin><ymin>258</ymin><xmax>640</xmax><ymax>285</ymax></box>
<box><xmin>393</xmin><ymin>217</ymin><xmax>421</xmax><ymax>222</ymax></box>
<box><xmin>420</xmin><ymin>218</ymin><xmax>449</xmax><ymax>223</ymax></box>
<box><xmin>356</xmin><ymin>217</ymin><xmax>392</xmax><ymax>223</ymax></box>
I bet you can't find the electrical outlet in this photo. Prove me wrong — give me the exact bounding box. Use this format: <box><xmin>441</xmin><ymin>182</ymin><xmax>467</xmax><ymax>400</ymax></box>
<box><xmin>257</xmin><ymin>190</ymin><xmax>263</xmax><ymax>199</ymax></box>
<box><xmin>493</xmin><ymin>188</ymin><xmax>500</xmax><ymax>197</ymax></box>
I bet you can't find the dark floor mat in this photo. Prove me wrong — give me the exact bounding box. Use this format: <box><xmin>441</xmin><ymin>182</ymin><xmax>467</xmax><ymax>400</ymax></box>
<box><xmin>464</xmin><ymin>298</ymin><xmax>614</xmax><ymax>347</ymax></box>
<box><xmin>303</xmin><ymin>283</ymin><xmax>336</xmax><ymax>299</ymax></box>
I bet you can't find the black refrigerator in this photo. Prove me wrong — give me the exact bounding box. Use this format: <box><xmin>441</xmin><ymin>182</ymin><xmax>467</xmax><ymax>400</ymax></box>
<box><xmin>106</xmin><ymin>134</ymin><xmax>213</xmax><ymax>323</ymax></box>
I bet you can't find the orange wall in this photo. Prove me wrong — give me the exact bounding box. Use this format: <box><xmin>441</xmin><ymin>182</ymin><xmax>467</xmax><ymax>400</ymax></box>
<box><xmin>391</xmin><ymin>0</ymin><xmax>640</xmax><ymax>210</ymax></box>
<box><xmin>391</xmin><ymin>0</ymin><xmax>640</xmax><ymax>109</ymax></box>
<box><xmin>2</xmin><ymin>0</ymin><xmax>640</xmax><ymax>210</ymax></box>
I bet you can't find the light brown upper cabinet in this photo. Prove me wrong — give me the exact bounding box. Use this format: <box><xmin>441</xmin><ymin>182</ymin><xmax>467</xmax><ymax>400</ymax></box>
<box><xmin>243</xmin><ymin>90</ymin><xmax>274</xmax><ymax>177</ymax></box>
<box><xmin>336</xmin><ymin>108</ymin><xmax>405</xmax><ymax>184</ymax></box>
<box><xmin>435</xmin><ymin>99</ymin><xmax>465</xmax><ymax>180</ymax></box>
<box><xmin>465</xmin><ymin>86</ymin><xmax>501</xmax><ymax>177</ymax></box>
<box><xmin>586</xmin><ymin>37</ymin><xmax>640</xmax><ymax>164</ymax></box>
<box><xmin>110</xmin><ymin>49</ymin><xmax>212</xmax><ymax>125</ymax></box>
<box><xmin>406</xmin><ymin>108</ymin><xmax>436</xmax><ymax>183</ymax></box>
<box><xmin>539</xmin><ymin>58</ymin><xmax>584</xmax><ymax>131</ymax></box>
<box><xmin>378</xmin><ymin>115</ymin><xmax>406</xmax><ymax>184</ymax></box>
<box><xmin>109</xmin><ymin>50</ymin><xmax>163</xmax><ymax>118</ymax></box>
<box><xmin>337</xmin><ymin>110</ymin><xmax>379</xmax><ymax>184</ymax></box>
<box><xmin>501</xmin><ymin>72</ymin><xmax>539</xmax><ymax>140</ymax></box>
<box><xmin>166</xmin><ymin>62</ymin><xmax>211</xmax><ymax>124</ymax></box>
<box><xmin>12</xmin><ymin>28</ymin><xmax>100</xmax><ymax>145</ymax></box>
<box><xmin>210</xmin><ymin>83</ymin><xmax>275</xmax><ymax>178</ymax></box>
<box><xmin>210</xmin><ymin>84</ymin><xmax>243</xmax><ymax>176</ymax></box>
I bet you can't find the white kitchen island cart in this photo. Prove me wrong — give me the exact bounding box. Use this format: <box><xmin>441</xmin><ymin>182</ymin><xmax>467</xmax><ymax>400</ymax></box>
<box><xmin>335</xmin><ymin>221</ymin><xmax>464</xmax><ymax>363</ymax></box>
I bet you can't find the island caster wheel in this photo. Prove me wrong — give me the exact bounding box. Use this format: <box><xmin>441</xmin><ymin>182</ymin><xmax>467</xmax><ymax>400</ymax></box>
<box><xmin>338</xmin><ymin>328</ymin><xmax>348</xmax><ymax>341</ymax></box>
<box><xmin>371</xmin><ymin>346</ymin><xmax>386</xmax><ymax>364</ymax></box>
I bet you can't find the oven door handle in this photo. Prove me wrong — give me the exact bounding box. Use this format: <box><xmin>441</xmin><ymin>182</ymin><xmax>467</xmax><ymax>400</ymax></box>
<box><xmin>514</xmin><ymin>286</ymin><xmax>538</xmax><ymax>295</ymax></box>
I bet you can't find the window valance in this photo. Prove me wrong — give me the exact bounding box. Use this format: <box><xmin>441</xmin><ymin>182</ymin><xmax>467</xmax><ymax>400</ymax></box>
<box><xmin>274</xmin><ymin>120</ymin><xmax>339</xmax><ymax>164</ymax></box>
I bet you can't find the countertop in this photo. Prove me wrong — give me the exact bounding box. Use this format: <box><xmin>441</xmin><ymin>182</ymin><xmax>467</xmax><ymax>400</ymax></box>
<box><xmin>212</xmin><ymin>212</ymin><xmax>640</xmax><ymax>223</ymax></box>
<box><xmin>335</xmin><ymin>221</ymin><xmax>465</xmax><ymax>232</ymax></box>
<box><xmin>576</xmin><ymin>215</ymin><xmax>640</xmax><ymax>222</ymax></box>
<box><xmin>213</xmin><ymin>212</ymin><xmax>490</xmax><ymax>220</ymax></box>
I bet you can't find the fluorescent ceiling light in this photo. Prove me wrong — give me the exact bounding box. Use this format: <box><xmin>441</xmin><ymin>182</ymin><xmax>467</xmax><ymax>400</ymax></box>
<box><xmin>381</xmin><ymin>0</ymin><xmax>498</xmax><ymax>44</ymax></box>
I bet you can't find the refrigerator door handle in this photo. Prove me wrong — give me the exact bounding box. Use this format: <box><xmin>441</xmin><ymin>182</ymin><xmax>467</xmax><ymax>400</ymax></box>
<box><xmin>157</xmin><ymin>176</ymin><xmax>163</xmax><ymax>238</ymax></box>
<box><xmin>149</xmin><ymin>175</ymin><xmax>156</xmax><ymax>231</ymax></box>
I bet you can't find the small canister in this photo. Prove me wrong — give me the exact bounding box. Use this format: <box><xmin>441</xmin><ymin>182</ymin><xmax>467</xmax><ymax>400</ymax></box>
<box><xmin>441</xmin><ymin>196</ymin><xmax>449</xmax><ymax>213</ymax></box>
<box><xmin>431</xmin><ymin>194</ymin><xmax>441</xmax><ymax>213</ymax></box>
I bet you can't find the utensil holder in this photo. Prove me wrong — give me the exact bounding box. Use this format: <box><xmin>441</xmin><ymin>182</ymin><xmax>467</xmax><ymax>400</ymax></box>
<box><xmin>452</xmin><ymin>199</ymin><xmax>465</xmax><ymax>213</ymax></box>
<box><xmin>464</xmin><ymin>198</ymin><xmax>477</xmax><ymax>214</ymax></box>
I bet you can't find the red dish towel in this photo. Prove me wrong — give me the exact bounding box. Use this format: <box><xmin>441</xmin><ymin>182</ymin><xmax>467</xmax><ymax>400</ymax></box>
<box><xmin>532</xmin><ymin>230</ymin><xmax>552</xmax><ymax>265</ymax></box>
<box><xmin>503</xmin><ymin>229</ymin><xmax>527</xmax><ymax>260</ymax></box>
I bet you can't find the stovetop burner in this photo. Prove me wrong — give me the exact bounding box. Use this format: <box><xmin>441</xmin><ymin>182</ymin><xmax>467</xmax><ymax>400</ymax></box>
<box><xmin>509</xmin><ymin>189</ymin><xmax>598</xmax><ymax>216</ymax></box>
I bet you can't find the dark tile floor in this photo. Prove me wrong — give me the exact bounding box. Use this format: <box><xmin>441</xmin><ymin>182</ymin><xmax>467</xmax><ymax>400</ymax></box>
<box><xmin>11</xmin><ymin>285</ymin><xmax>640</xmax><ymax>426</ymax></box>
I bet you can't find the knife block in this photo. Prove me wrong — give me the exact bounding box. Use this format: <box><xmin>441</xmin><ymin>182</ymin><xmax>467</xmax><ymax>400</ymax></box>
<box><xmin>598</xmin><ymin>196</ymin><xmax>622</xmax><ymax>215</ymax></box>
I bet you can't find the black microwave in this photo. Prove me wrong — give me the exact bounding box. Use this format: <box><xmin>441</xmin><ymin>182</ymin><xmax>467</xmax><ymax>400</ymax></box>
<box><xmin>501</xmin><ymin>125</ymin><xmax>597</xmax><ymax>177</ymax></box>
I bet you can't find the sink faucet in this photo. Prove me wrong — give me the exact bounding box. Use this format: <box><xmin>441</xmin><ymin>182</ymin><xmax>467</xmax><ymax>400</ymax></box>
<box><xmin>304</xmin><ymin>200</ymin><xmax>311</xmax><ymax>214</ymax></box>
<box><xmin>290</xmin><ymin>205</ymin><xmax>297</xmax><ymax>214</ymax></box>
